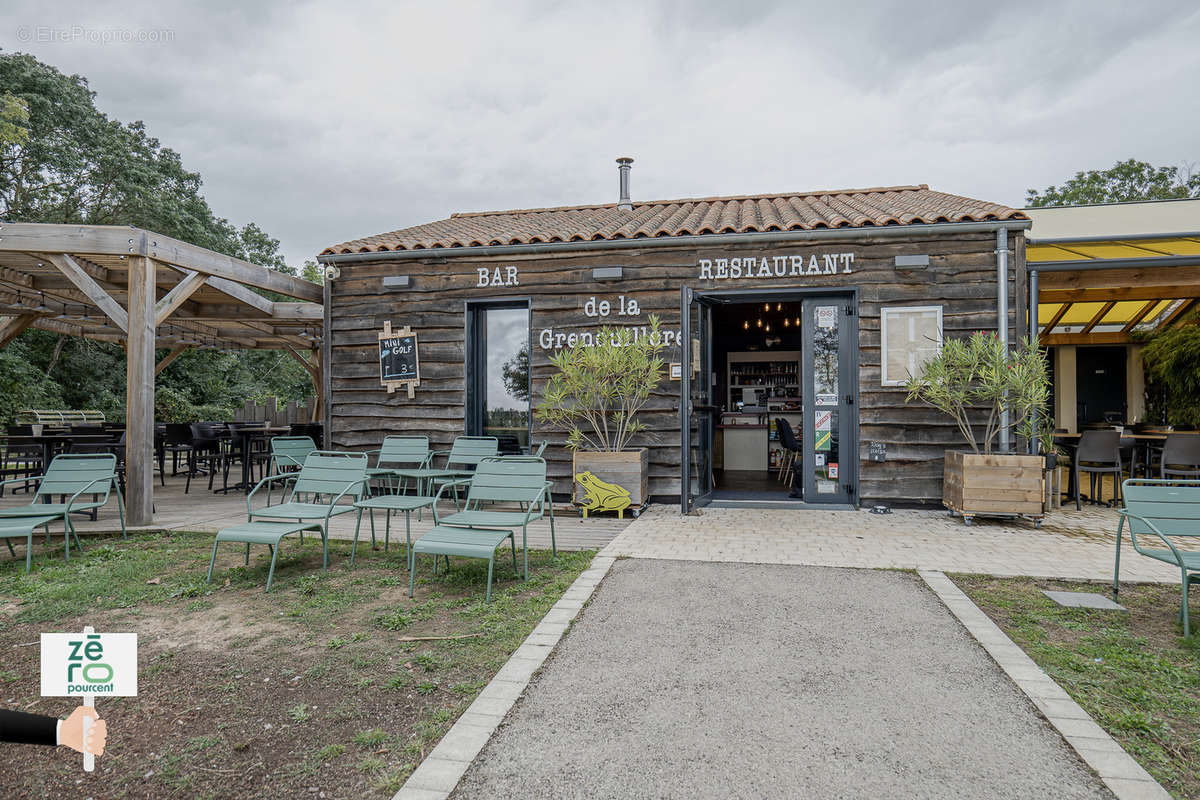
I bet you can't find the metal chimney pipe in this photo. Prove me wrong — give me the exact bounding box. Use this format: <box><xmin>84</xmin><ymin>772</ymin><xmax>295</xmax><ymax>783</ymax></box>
<box><xmin>616</xmin><ymin>157</ymin><xmax>634</xmax><ymax>210</ymax></box>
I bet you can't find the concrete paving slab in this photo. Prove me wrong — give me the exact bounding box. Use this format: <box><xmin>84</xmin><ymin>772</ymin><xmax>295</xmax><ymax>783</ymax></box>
<box><xmin>1043</xmin><ymin>590</ymin><xmax>1126</xmax><ymax>610</ymax></box>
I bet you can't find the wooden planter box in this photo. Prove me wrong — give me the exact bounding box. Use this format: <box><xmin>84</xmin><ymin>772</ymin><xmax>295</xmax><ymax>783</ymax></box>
<box><xmin>943</xmin><ymin>450</ymin><xmax>1045</xmax><ymax>524</ymax></box>
<box><xmin>572</xmin><ymin>449</ymin><xmax>649</xmax><ymax>510</ymax></box>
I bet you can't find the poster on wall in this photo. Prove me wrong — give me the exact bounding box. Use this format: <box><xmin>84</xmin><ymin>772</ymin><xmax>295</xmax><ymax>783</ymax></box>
<box><xmin>378</xmin><ymin>321</ymin><xmax>421</xmax><ymax>398</ymax></box>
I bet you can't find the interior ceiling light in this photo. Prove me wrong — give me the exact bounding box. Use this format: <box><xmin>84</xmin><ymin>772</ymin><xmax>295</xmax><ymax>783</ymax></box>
<box><xmin>743</xmin><ymin>320</ymin><xmax>749</xmax><ymax>330</ymax></box>
<box><xmin>776</xmin><ymin>303</ymin><xmax>782</xmax><ymax>311</ymax></box>
<box><xmin>765</xmin><ymin>324</ymin><xmax>771</xmax><ymax>333</ymax></box>
<box><xmin>756</xmin><ymin>318</ymin><xmax>763</xmax><ymax>328</ymax></box>
<box><xmin>783</xmin><ymin>318</ymin><xmax>789</xmax><ymax>327</ymax></box>
<box><xmin>763</xmin><ymin>303</ymin><xmax>770</xmax><ymax>313</ymax></box>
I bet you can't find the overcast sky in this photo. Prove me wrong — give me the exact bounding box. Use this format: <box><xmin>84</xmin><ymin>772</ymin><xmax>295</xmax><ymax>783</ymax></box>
<box><xmin>4</xmin><ymin>0</ymin><xmax>1198</xmax><ymax>267</ymax></box>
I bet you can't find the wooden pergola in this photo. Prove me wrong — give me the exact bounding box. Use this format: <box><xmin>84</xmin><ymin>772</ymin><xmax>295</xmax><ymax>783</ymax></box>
<box><xmin>0</xmin><ymin>222</ymin><xmax>324</xmax><ymax>525</ymax></box>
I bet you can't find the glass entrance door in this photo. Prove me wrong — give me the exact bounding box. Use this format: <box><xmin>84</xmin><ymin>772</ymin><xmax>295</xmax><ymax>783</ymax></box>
<box><xmin>800</xmin><ymin>298</ymin><xmax>856</xmax><ymax>504</ymax></box>
<box><xmin>466</xmin><ymin>302</ymin><xmax>531</xmax><ymax>454</ymax></box>
<box><xmin>680</xmin><ymin>287</ymin><xmax>715</xmax><ymax>512</ymax></box>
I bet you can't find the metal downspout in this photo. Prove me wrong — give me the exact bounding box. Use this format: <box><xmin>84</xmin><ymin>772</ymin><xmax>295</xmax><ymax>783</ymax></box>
<box><xmin>1028</xmin><ymin>268</ymin><xmax>1039</xmax><ymax>454</ymax></box>
<box><xmin>997</xmin><ymin>227</ymin><xmax>1010</xmax><ymax>452</ymax></box>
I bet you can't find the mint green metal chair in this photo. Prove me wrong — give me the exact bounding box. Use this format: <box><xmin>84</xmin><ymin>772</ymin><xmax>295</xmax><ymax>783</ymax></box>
<box><xmin>411</xmin><ymin>457</ymin><xmax>553</xmax><ymax>602</ymax></box>
<box><xmin>0</xmin><ymin>454</ymin><xmax>124</xmax><ymax>561</ymax></box>
<box><xmin>2</xmin><ymin>514</ymin><xmax>59</xmax><ymax>572</ymax></box>
<box><xmin>266</xmin><ymin>436</ymin><xmax>317</xmax><ymax>502</ymax></box>
<box><xmin>366</xmin><ymin>435</ymin><xmax>432</xmax><ymax>495</ymax></box>
<box><xmin>207</xmin><ymin>451</ymin><xmax>367</xmax><ymax>591</ymax></box>
<box><xmin>1114</xmin><ymin>478</ymin><xmax>1200</xmax><ymax>637</ymax></box>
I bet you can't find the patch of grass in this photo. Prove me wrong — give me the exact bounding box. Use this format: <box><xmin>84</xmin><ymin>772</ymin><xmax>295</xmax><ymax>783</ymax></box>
<box><xmin>184</xmin><ymin>735</ymin><xmax>222</xmax><ymax>753</ymax></box>
<box><xmin>286</xmin><ymin>703</ymin><xmax>312</xmax><ymax>723</ymax></box>
<box><xmin>313</xmin><ymin>743</ymin><xmax>345</xmax><ymax>762</ymax></box>
<box><xmin>413</xmin><ymin>651</ymin><xmax>441</xmax><ymax>672</ymax></box>
<box><xmin>956</xmin><ymin>575</ymin><xmax>1200</xmax><ymax>799</ymax></box>
<box><xmin>375</xmin><ymin>608</ymin><xmax>413</xmax><ymax>631</ymax></box>
<box><xmin>0</xmin><ymin>669</ymin><xmax>19</xmax><ymax>683</ymax></box>
<box><xmin>357</xmin><ymin>756</ymin><xmax>386</xmax><ymax>773</ymax></box>
<box><xmin>385</xmin><ymin>672</ymin><xmax>410</xmax><ymax>690</ymax></box>
<box><xmin>352</xmin><ymin>728</ymin><xmax>389</xmax><ymax>748</ymax></box>
<box><xmin>326</xmin><ymin>636</ymin><xmax>347</xmax><ymax>649</ymax></box>
<box><xmin>415</xmin><ymin>680</ymin><xmax>438</xmax><ymax>695</ymax></box>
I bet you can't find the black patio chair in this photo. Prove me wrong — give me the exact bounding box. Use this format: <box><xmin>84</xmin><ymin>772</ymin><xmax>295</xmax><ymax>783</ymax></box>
<box><xmin>1159</xmin><ymin>434</ymin><xmax>1200</xmax><ymax>480</ymax></box>
<box><xmin>185</xmin><ymin>423</ymin><xmax>224</xmax><ymax>494</ymax></box>
<box><xmin>1073</xmin><ymin>429</ymin><xmax>1123</xmax><ymax>509</ymax></box>
<box><xmin>162</xmin><ymin>423</ymin><xmax>194</xmax><ymax>476</ymax></box>
<box><xmin>0</xmin><ymin>436</ymin><xmax>44</xmax><ymax>496</ymax></box>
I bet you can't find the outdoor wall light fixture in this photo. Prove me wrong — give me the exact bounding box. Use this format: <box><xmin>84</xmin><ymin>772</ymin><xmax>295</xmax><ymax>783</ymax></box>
<box><xmin>592</xmin><ymin>267</ymin><xmax>623</xmax><ymax>281</ymax></box>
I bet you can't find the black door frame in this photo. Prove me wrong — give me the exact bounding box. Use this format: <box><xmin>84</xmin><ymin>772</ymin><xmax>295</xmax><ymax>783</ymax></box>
<box><xmin>464</xmin><ymin>298</ymin><xmax>533</xmax><ymax>442</ymax></box>
<box><xmin>681</xmin><ymin>285</ymin><xmax>860</xmax><ymax>509</ymax></box>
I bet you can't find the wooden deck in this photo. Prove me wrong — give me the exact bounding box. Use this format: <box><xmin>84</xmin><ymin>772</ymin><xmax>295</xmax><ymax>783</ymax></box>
<box><xmin>0</xmin><ymin>479</ymin><xmax>631</xmax><ymax>552</ymax></box>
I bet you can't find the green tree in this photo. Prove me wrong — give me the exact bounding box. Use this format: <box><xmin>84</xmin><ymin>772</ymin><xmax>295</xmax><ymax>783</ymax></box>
<box><xmin>0</xmin><ymin>52</ymin><xmax>317</xmax><ymax>423</ymax></box>
<box><xmin>1138</xmin><ymin>313</ymin><xmax>1200</xmax><ymax>429</ymax></box>
<box><xmin>1026</xmin><ymin>158</ymin><xmax>1199</xmax><ymax>207</ymax></box>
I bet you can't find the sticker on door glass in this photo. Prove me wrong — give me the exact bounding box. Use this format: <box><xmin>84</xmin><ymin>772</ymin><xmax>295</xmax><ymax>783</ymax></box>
<box><xmin>814</xmin><ymin>431</ymin><xmax>832</xmax><ymax>452</ymax></box>
<box><xmin>815</xmin><ymin>453</ymin><xmax>826</xmax><ymax>467</ymax></box>
<box><xmin>815</xmin><ymin>410</ymin><xmax>832</xmax><ymax>432</ymax></box>
<box><xmin>827</xmin><ymin>463</ymin><xmax>838</xmax><ymax>479</ymax></box>
<box><xmin>816</xmin><ymin>306</ymin><xmax>837</xmax><ymax>329</ymax></box>
<box><xmin>816</xmin><ymin>393</ymin><xmax>838</xmax><ymax>406</ymax></box>
<box><xmin>817</xmin><ymin>480</ymin><xmax>837</xmax><ymax>494</ymax></box>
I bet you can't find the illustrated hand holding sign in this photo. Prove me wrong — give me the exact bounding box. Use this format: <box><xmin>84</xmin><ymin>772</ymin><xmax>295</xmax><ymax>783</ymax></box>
<box><xmin>41</xmin><ymin>626</ymin><xmax>137</xmax><ymax>772</ymax></box>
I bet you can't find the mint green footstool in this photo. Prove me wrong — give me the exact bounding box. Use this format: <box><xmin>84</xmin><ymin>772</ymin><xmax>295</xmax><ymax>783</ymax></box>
<box><xmin>207</xmin><ymin>521</ymin><xmax>325</xmax><ymax>592</ymax></box>
<box><xmin>409</xmin><ymin>526</ymin><xmax>517</xmax><ymax>603</ymax></box>
<box><xmin>1</xmin><ymin>515</ymin><xmax>58</xmax><ymax>573</ymax></box>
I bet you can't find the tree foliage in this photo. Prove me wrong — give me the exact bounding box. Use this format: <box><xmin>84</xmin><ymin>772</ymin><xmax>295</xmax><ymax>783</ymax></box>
<box><xmin>1138</xmin><ymin>313</ymin><xmax>1200</xmax><ymax>429</ymax></box>
<box><xmin>536</xmin><ymin>318</ymin><xmax>666</xmax><ymax>452</ymax></box>
<box><xmin>906</xmin><ymin>333</ymin><xmax>1051</xmax><ymax>455</ymax></box>
<box><xmin>1026</xmin><ymin>158</ymin><xmax>1200</xmax><ymax>207</ymax></box>
<box><xmin>0</xmin><ymin>53</ymin><xmax>315</xmax><ymax>423</ymax></box>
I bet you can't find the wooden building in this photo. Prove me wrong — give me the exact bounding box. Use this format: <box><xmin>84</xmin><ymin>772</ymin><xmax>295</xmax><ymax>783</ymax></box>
<box><xmin>319</xmin><ymin>169</ymin><xmax>1030</xmax><ymax>510</ymax></box>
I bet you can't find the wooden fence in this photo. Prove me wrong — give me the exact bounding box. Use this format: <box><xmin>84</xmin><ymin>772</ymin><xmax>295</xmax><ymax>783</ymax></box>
<box><xmin>234</xmin><ymin>397</ymin><xmax>316</xmax><ymax>426</ymax></box>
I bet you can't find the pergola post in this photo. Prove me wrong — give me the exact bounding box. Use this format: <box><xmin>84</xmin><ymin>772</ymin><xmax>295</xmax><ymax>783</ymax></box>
<box><xmin>125</xmin><ymin>256</ymin><xmax>156</xmax><ymax>525</ymax></box>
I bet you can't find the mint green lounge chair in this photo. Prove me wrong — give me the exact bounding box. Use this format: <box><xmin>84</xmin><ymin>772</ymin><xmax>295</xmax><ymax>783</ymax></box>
<box><xmin>0</xmin><ymin>454</ymin><xmax>124</xmax><ymax>561</ymax></box>
<box><xmin>410</xmin><ymin>456</ymin><xmax>553</xmax><ymax>602</ymax></box>
<box><xmin>1114</xmin><ymin>478</ymin><xmax>1200</xmax><ymax>637</ymax></box>
<box><xmin>366</xmin><ymin>435</ymin><xmax>433</xmax><ymax>495</ymax></box>
<box><xmin>207</xmin><ymin>451</ymin><xmax>367</xmax><ymax>591</ymax></box>
<box><xmin>1</xmin><ymin>515</ymin><xmax>59</xmax><ymax>572</ymax></box>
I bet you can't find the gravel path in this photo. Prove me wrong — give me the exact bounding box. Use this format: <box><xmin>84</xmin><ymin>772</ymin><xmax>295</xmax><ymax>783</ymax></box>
<box><xmin>453</xmin><ymin>560</ymin><xmax>1112</xmax><ymax>799</ymax></box>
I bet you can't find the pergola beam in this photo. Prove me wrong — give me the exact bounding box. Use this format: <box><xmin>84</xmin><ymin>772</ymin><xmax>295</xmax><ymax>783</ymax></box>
<box><xmin>1122</xmin><ymin>300</ymin><xmax>1160</xmax><ymax>333</ymax></box>
<box><xmin>1042</xmin><ymin>331</ymin><xmax>1132</xmax><ymax>346</ymax></box>
<box><xmin>0</xmin><ymin>222</ymin><xmax>321</xmax><ymax>302</ymax></box>
<box><xmin>155</xmin><ymin>270</ymin><xmax>206</xmax><ymax>326</ymax></box>
<box><xmin>0</xmin><ymin>313</ymin><xmax>36</xmax><ymax>348</ymax></box>
<box><xmin>40</xmin><ymin>253</ymin><xmax>129</xmax><ymax>332</ymax></box>
<box><xmin>154</xmin><ymin>344</ymin><xmax>190</xmax><ymax>375</ymax></box>
<box><xmin>1080</xmin><ymin>301</ymin><xmax>1116</xmax><ymax>335</ymax></box>
<box><xmin>1040</xmin><ymin>266</ymin><xmax>1200</xmax><ymax>292</ymax></box>
<box><xmin>1039</xmin><ymin>285</ymin><xmax>1200</xmax><ymax>303</ymax></box>
<box><xmin>1041</xmin><ymin>302</ymin><xmax>1071</xmax><ymax>338</ymax></box>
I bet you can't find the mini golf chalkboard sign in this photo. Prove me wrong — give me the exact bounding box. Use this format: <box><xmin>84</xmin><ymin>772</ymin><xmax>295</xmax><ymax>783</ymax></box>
<box><xmin>868</xmin><ymin>441</ymin><xmax>887</xmax><ymax>462</ymax></box>
<box><xmin>378</xmin><ymin>321</ymin><xmax>420</xmax><ymax>398</ymax></box>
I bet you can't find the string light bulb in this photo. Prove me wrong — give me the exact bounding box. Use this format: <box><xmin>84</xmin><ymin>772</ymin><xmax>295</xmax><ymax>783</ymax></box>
<box><xmin>756</xmin><ymin>318</ymin><xmax>762</xmax><ymax>328</ymax></box>
<box><xmin>743</xmin><ymin>320</ymin><xmax>749</xmax><ymax>330</ymax></box>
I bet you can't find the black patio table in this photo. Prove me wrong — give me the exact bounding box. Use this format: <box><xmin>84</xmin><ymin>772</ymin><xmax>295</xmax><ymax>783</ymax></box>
<box><xmin>214</xmin><ymin>426</ymin><xmax>290</xmax><ymax>494</ymax></box>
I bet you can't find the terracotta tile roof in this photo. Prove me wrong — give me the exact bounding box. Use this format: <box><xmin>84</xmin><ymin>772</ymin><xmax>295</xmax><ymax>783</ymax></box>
<box><xmin>321</xmin><ymin>184</ymin><xmax>1026</xmax><ymax>255</ymax></box>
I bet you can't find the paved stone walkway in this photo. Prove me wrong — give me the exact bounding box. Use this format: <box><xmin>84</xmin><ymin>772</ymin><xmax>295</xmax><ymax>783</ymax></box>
<box><xmin>453</xmin><ymin>560</ymin><xmax>1113</xmax><ymax>799</ymax></box>
<box><xmin>601</xmin><ymin>504</ymin><xmax>1187</xmax><ymax>582</ymax></box>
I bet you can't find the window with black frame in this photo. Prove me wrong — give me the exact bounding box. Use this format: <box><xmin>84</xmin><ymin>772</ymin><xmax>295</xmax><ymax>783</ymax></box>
<box><xmin>466</xmin><ymin>302</ymin><xmax>531</xmax><ymax>454</ymax></box>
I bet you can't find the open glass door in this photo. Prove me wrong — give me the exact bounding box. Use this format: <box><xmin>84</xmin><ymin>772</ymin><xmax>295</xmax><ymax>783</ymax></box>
<box><xmin>800</xmin><ymin>298</ymin><xmax>857</xmax><ymax>505</ymax></box>
<box><xmin>680</xmin><ymin>287</ymin><xmax>715</xmax><ymax>512</ymax></box>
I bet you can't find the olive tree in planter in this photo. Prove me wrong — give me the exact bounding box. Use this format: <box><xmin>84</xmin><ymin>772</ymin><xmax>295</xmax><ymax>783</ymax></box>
<box><xmin>535</xmin><ymin>316</ymin><xmax>667</xmax><ymax>512</ymax></box>
<box><xmin>905</xmin><ymin>332</ymin><xmax>1052</xmax><ymax>524</ymax></box>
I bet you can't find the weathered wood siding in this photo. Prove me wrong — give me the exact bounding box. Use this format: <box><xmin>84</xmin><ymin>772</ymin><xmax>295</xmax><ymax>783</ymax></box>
<box><xmin>328</xmin><ymin>230</ymin><xmax>1023</xmax><ymax>506</ymax></box>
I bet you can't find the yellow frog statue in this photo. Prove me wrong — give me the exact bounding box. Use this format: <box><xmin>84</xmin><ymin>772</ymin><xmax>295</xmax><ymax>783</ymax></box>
<box><xmin>574</xmin><ymin>470</ymin><xmax>632</xmax><ymax>519</ymax></box>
